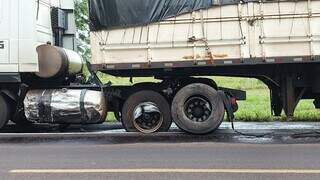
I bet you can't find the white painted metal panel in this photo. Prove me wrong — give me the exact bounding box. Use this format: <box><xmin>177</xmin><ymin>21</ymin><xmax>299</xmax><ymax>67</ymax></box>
<box><xmin>0</xmin><ymin>40</ymin><xmax>9</xmax><ymax>64</ymax></box>
<box><xmin>91</xmin><ymin>0</ymin><xmax>320</xmax><ymax>66</ymax></box>
<box><xmin>36</xmin><ymin>0</ymin><xmax>54</xmax><ymax>46</ymax></box>
<box><xmin>18</xmin><ymin>0</ymin><xmax>38</xmax><ymax>72</ymax></box>
<box><xmin>0</xmin><ymin>0</ymin><xmax>74</xmax><ymax>73</ymax></box>
<box><xmin>60</xmin><ymin>0</ymin><xmax>74</xmax><ymax>10</ymax></box>
<box><xmin>0</xmin><ymin>0</ymin><xmax>19</xmax><ymax>71</ymax></box>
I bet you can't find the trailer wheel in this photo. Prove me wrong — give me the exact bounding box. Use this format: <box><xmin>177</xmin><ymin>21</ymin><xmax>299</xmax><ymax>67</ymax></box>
<box><xmin>122</xmin><ymin>90</ymin><xmax>172</xmax><ymax>133</ymax></box>
<box><xmin>171</xmin><ymin>83</ymin><xmax>225</xmax><ymax>134</ymax></box>
<box><xmin>0</xmin><ymin>94</ymin><xmax>11</xmax><ymax>129</ymax></box>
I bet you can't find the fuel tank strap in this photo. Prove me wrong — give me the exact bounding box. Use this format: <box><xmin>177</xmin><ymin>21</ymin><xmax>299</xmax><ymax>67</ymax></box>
<box><xmin>80</xmin><ymin>89</ymin><xmax>88</xmax><ymax>124</ymax></box>
<box><xmin>38</xmin><ymin>90</ymin><xmax>53</xmax><ymax>123</ymax></box>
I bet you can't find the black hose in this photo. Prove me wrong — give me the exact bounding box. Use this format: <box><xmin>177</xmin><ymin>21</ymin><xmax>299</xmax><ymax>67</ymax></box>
<box><xmin>219</xmin><ymin>90</ymin><xmax>274</xmax><ymax>138</ymax></box>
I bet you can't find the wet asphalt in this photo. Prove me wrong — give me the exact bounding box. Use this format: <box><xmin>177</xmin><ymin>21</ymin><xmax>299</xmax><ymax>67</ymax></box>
<box><xmin>1</xmin><ymin>121</ymin><xmax>320</xmax><ymax>180</ymax></box>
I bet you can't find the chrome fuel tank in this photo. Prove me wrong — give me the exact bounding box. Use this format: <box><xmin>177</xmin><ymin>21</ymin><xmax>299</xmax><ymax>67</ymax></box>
<box><xmin>24</xmin><ymin>89</ymin><xmax>107</xmax><ymax>124</ymax></box>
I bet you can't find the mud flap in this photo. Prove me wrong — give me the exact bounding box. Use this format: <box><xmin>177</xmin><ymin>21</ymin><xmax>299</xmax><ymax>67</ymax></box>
<box><xmin>218</xmin><ymin>90</ymin><xmax>272</xmax><ymax>137</ymax></box>
<box><xmin>217</xmin><ymin>90</ymin><xmax>235</xmax><ymax>123</ymax></box>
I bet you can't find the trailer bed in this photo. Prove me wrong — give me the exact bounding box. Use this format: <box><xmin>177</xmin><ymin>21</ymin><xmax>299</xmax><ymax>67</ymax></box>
<box><xmin>90</xmin><ymin>0</ymin><xmax>320</xmax><ymax>75</ymax></box>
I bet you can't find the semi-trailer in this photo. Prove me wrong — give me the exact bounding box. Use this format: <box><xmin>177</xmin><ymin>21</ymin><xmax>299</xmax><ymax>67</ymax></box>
<box><xmin>0</xmin><ymin>0</ymin><xmax>320</xmax><ymax>134</ymax></box>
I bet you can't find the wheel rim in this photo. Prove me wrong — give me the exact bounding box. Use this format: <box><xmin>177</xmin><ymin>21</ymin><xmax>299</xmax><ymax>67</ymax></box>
<box><xmin>184</xmin><ymin>96</ymin><xmax>212</xmax><ymax>122</ymax></box>
<box><xmin>133</xmin><ymin>102</ymin><xmax>164</xmax><ymax>133</ymax></box>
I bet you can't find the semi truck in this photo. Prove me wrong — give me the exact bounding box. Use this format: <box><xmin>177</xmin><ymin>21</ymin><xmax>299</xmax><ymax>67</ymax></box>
<box><xmin>0</xmin><ymin>0</ymin><xmax>319</xmax><ymax>134</ymax></box>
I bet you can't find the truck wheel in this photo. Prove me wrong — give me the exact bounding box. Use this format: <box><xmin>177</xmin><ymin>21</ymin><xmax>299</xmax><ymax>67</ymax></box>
<box><xmin>171</xmin><ymin>83</ymin><xmax>225</xmax><ymax>134</ymax></box>
<box><xmin>122</xmin><ymin>90</ymin><xmax>172</xmax><ymax>133</ymax></box>
<box><xmin>0</xmin><ymin>94</ymin><xmax>11</xmax><ymax>129</ymax></box>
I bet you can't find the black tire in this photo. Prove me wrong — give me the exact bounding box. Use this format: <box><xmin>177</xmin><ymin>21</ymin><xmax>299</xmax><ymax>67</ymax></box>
<box><xmin>0</xmin><ymin>94</ymin><xmax>11</xmax><ymax>129</ymax></box>
<box><xmin>171</xmin><ymin>83</ymin><xmax>225</xmax><ymax>134</ymax></box>
<box><xmin>122</xmin><ymin>90</ymin><xmax>172</xmax><ymax>133</ymax></box>
<box><xmin>114</xmin><ymin>111</ymin><xmax>122</xmax><ymax>122</ymax></box>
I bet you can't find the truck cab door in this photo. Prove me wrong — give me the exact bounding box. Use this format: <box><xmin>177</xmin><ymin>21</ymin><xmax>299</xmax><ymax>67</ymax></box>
<box><xmin>0</xmin><ymin>0</ymin><xmax>18</xmax><ymax>65</ymax></box>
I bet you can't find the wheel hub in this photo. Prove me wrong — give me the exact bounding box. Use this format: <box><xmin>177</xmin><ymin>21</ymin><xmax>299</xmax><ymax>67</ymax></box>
<box><xmin>184</xmin><ymin>96</ymin><xmax>212</xmax><ymax>122</ymax></box>
<box><xmin>133</xmin><ymin>102</ymin><xmax>163</xmax><ymax>133</ymax></box>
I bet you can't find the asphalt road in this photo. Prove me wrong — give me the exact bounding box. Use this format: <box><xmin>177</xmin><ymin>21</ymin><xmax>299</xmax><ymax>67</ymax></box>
<box><xmin>1</xmin><ymin>122</ymin><xmax>320</xmax><ymax>180</ymax></box>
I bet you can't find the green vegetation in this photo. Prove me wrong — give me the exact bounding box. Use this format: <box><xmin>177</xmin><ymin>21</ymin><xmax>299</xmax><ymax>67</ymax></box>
<box><xmin>103</xmin><ymin>75</ymin><xmax>320</xmax><ymax>122</ymax></box>
<box><xmin>74</xmin><ymin>0</ymin><xmax>91</xmax><ymax>62</ymax></box>
<box><xmin>212</xmin><ymin>77</ymin><xmax>320</xmax><ymax>121</ymax></box>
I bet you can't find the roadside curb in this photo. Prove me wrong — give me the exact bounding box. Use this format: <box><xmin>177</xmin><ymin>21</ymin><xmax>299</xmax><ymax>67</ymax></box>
<box><xmin>1</xmin><ymin>121</ymin><xmax>320</xmax><ymax>144</ymax></box>
<box><xmin>1</xmin><ymin>129</ymin><xmax>319</xmax><ymax>144</ymax></box>
<box><xmin>0</xmin><ymin>130</ymin><xmax>238</xmax><ymax>144</ymax></box>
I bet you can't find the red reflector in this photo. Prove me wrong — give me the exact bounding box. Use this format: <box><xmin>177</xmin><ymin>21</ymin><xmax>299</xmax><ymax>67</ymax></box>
<box><xmin>230</xmin><ymin>97</ymin><xmax>237</xmax><ymax>105</ymax></box>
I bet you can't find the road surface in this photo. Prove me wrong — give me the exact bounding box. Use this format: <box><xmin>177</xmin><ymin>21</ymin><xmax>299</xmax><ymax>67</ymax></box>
<box><xmin>0</xmin><ymin>122</ymin><xmax>320</xmax><ymax>180</ymax></box>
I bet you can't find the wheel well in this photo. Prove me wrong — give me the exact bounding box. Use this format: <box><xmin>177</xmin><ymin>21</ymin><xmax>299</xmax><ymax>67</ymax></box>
<box><xmin>177</xmin><ymin>77</ymin><xmax>218</xmax><ymax>89</ymax></box>
<box><xmin>0</xmin><ymin>89</ymin><xmax>17</xmax><ymax>103</ymax></box>
<box><xmin>107</xmin><ymin>82</ymin><xmax>161</xmax><ymax>116</ymax></box>
<box><xmin>127</xmin><ymin>77</ymin><xmax>218</xmax><ymax>99</ymax></box>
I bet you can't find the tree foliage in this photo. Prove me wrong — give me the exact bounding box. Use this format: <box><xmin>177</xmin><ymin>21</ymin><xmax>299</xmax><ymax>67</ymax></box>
<box><xmin>74</xmin><ymin>0</ymin><xmax>91</xmax><ymax>62</ymax></box>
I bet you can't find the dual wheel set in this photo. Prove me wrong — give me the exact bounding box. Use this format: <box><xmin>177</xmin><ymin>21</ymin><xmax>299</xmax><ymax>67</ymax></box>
<box><xmin>0</xmin><ymin>82</ymin><xmax>227</xmax><ymax>134</ymax></box>
<box><xmin>121</xmin><ymin>83</ymin><xmax>226</xmax><ymax>134</ymax></box>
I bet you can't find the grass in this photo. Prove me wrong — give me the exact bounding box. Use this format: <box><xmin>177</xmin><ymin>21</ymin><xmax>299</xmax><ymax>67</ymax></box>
<box><xmin>212</xmin><ymin>77</ymin><xmax>320</xmax><ymax>121</ymax></box>
<box><xmin>99</xmin><ymin>74</ymin><xmax>320</xmax><ymax>122</ymax></box>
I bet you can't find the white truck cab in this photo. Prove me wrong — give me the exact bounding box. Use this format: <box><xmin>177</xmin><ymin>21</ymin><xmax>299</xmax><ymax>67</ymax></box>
<box><xmin>0</xmin><ymin>0</ymin><xmax>107</xmax><ymax>130</ymax></box>
<box><xmin>0</xmin><ymin>0</ymin><xmax>77</xmax><ymax>73</ymax></box>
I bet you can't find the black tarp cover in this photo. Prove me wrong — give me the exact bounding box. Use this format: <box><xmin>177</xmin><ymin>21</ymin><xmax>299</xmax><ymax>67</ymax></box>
<box><xmin>89</xmin><ymin>0</ymin><xmax>240</xmax><ymax>31</ymax></box>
